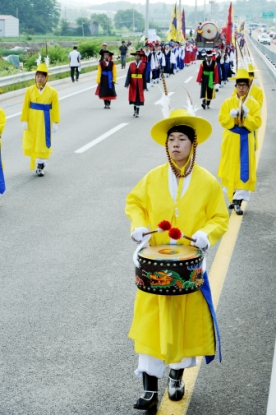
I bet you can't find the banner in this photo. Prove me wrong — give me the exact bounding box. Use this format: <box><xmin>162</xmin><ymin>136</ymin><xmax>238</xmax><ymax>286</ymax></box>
<box><xmin>226</xmin><ymin>2</ymin><xmax>233</xmax><ymax>44</ymax></box>
<box><xmin>167</xmin><ymin>4</ymin><xmax>178</xmax><ymax>41</ymax></box>
<box><xmin>182</xmin><ymin>8</ymin><xmax>186</xmax><ymax>40</ymax></box>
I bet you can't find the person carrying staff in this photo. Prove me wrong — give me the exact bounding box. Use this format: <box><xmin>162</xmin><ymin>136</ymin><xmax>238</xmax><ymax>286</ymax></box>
<box><xmin>218</xmin><ymin>68</ymin><xmax>262</xmax><ymax>215</ymax></box>
<box><xmin>125</xmin><ymin>108</ymin><xmax>228</xmax><ymax>412</ymax></box>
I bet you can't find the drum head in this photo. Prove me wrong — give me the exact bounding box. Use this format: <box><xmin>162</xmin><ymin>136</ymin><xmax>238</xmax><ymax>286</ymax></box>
<box><xmin>202</xmin><ymin>22</ymin><xmax>218</xmax><ymax>40</ymax></box>
<box><xmin>138</xmin><ymin>245</ymin><xmax>200</xmax><ymax>261</ymax></box>
<box><xmin>136</xmin><ymin>245</ymin><xmax>204</xmax><ymax>296</ymax></box>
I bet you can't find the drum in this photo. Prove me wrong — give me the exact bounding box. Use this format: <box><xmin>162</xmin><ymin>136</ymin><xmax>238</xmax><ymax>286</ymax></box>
<box><xmin>201</xmin><ymin>22</ymin><xmax>219</xmax><ymax>41</ymax></box>
<box><xmin>135</xmin><ymin>245</ymin><xmax>204</xmax><ymax>296</ymax></box>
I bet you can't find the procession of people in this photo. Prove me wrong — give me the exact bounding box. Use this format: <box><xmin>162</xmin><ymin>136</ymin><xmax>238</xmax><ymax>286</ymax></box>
<box><xmin>0</xmin><ymin>28</ymin><xmax>265</xmax><ymax>414</ymax></box>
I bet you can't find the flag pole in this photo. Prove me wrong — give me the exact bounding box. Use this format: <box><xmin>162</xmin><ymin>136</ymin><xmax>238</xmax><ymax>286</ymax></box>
<box><xmin>145</xmin><ymin>0</ymin><xmax>149</xmax><ymax>40</ymax></box>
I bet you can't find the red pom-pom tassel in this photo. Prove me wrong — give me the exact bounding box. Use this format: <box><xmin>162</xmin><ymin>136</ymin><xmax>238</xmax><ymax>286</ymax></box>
<box><xmin>168</xmin><ymin>227</ymin><xmax>182</xmax><ymax>240</ymax></box>
<box><xmin>158</xmin><ymin>220</ymin><xmax>171</xmax><ymax>231</ymax></box>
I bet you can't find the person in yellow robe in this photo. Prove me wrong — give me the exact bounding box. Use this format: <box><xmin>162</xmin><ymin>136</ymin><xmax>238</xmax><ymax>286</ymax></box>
<box><xmin>218</xmin><ymin>68</ymin><xmax>262</xmax><ymax>215</ymax></box>
<box><xmin>232</xmin><ymin>63</ymin><xmax>264</xmax><ymax>150</ymax></box>
<box><xmin>20</xmin><ymin>63</ymin><xmax>60</xmax><ymax>177</ymax></box>
<box><xmin>0</xmin><ymin>105</ymin><xmax>7</xmax><ymax>194</ymax></box>
<box><xmin>125</xmin><ymin>109</ymin><xmax>228</xmax><ymax>412</ymax></box>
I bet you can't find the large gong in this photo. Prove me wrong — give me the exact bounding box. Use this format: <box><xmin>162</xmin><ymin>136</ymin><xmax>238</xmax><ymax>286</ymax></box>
<box><xmin>201</xmin><ymin>22</ymin><xmax>219</xmax><ymax>41</ymax></box>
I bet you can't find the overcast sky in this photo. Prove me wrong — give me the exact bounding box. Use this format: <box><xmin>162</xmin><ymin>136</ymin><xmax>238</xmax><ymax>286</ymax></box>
<box><xmin>79</xmin><ymin>0</ymin><xmax>229</xmax><ymax>6</ymax></box>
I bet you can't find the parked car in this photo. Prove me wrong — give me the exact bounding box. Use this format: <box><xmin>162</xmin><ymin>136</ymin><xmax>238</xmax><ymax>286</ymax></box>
<box><xmin>269</xmin><ymin>31</ymin><xmax>275</xmax><ymax>38</ymax></box>
<box><xmin>258</xmin><ymin>33</ymin><xmax>271</xmax><ymax>45</ymax></box>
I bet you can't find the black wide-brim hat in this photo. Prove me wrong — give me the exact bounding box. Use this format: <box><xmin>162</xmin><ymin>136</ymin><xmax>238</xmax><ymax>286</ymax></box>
<box><xmin>101</xmin><ymin>50</ymin><xmax>114</xmax><ymax>56</ymax></box>
<box><xmin>130</xmin><ymin>50</ymin><xmax>145</xmax><ymax>56</ymax></box>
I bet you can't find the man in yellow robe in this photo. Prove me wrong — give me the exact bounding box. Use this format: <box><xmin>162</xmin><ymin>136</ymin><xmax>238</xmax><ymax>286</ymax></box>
<box><xmin>218</xmin><ymin>68</ymin><xmax>262</xmax><ymax>215</ymax></box>
<box><xmin>0</xmin><ymin>105</ymin><xmax>7</xmax><ymax>194</ymax></box>
<box><xmin>20</xmin><ymin>63</ymin><xmax>60</xmax><ymax>177</ymax></box>
<box><xmin>232</xmin><ymin>63</ymin><xmax>263</xmax><ymax>150</ymax></box>
<box><xmin>125</xmin><ymin>109</ymin><xmax>228</xmax><ymax>411</ymax></box>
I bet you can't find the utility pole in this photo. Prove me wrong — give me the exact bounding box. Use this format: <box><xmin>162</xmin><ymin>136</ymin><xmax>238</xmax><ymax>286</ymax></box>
<box><xmin>145</xmin><ymin>0</ymin><xmax>149</xmax><ymax>40</ymax></box>
<box><xmin>133</xmin><ymin>8</ymin><xmax>135</xmax><ymax>32</ymax></box>
<box><xmin>195</xmin><ymin>0</ymin><xmax>197</xmax><ymax>28</ymax></box>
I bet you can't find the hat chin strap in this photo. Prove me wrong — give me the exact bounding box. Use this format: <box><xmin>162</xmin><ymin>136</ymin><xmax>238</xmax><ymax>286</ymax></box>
<box><xmin>166</xmin><ymin>140</ymin><xmax>198</xmax><ymax>178</ymax></box>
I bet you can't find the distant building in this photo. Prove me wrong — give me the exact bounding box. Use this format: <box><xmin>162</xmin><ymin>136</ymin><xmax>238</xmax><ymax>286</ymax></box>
<box><xmin>0</xmin><ymin>15</ymin><xmax>19</xmax><ymax>37</ymax></box>
<box><xmin>91</xmin><ymin>21</ymin><xmax>99</xmax><ymax>35</ymax></box>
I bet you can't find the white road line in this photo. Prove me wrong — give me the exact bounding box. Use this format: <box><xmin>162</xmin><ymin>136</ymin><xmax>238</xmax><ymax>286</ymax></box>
<box><xmin>266</xmin><ymin>338</ymin><xmax>276</xmax><ymax>415</ymax></box>
<box><xmin>6</xmin><ymin>112</ymin><xmax>21</xmax><ymax>120</ymax></box>
<box><xmin>184</xmin><ymin>76</ymin><xmax>193</xmax><ymax>83</ymax></box>
<box><xmin>154</xmin><ymin>91</ymin><xmax>175</xmax><ymax>105</ymax></box>
<box><xmin>75</xmin><ymin>123</ymin><xmax>128</xmax><ymax>153</ymax></box>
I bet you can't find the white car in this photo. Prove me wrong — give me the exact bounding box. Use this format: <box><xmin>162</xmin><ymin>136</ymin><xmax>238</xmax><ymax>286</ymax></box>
<box><xmin>258</xmin><ymin>34</ymin><xmax>271</xmax><ymax>45</ymax></box>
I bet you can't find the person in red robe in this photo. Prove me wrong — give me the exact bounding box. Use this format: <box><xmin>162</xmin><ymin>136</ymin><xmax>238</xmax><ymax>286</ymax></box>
<box><xmin>125</xmin><ymin>50</ymin><xmax>147</xmax><ymax>118</ymax></box>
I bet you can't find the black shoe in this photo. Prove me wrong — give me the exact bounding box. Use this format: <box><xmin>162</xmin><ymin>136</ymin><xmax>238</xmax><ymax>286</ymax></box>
<box><xmin>168</xmin><ymin>369</ymin><xmax>185</xmax><ymax>401</ymax></box>
<box><xmin>201</xmin><ymin>102</ymin><xmax>206</xmax><ymax>109</ymax></box>
<box><xmin>36</xmin><ymin>163</ymin><xmax>45</xmax><ymax>177</ymax></box>
<box><xmin>233</xmin><ymin>199</ymin><xmax>243</xmax><ymax>215</ymax></box>
<box><xmin>134</xmin><ymin>372</ymin><xmax>158</xmax><ymax>411</ymax></box>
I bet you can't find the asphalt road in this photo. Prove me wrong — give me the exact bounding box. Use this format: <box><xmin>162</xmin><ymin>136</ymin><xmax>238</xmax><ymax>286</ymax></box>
<box><xmin>0</xmin><ymin>48</ymin><xmax>275</xmax><ymax>415</ymax></box>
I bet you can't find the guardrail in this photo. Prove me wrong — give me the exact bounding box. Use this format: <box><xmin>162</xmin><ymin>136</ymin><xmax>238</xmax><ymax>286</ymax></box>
<box><xmin>250</xmin><ymin>36</ymin><xmax>276</xmax><ymax>65</ymax></box>
<box><xmin>248</xmin><ymin>36</ymin><xmax>276</xmax><ymax>81</ymax></box>
<box><xmin>0</xmin><ymin>58</ymin><xmax>98</xmax><ymax>88</ymax></box>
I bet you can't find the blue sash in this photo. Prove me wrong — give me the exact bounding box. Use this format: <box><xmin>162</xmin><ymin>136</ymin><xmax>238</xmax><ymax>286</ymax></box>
<box><xmin>30</xmin><ymin>102</ymin><xmax>52</xmax><ymax>148</ymax></box>
<box><xmin>230</xmin><ymin>125</ymin><xmax>250</xmax><ymax>182</ymax></box>
<box><xmin>0</xmin><ymin>139</ymin><xmax>6</xmax><ymax>194</ymax></box>
<box><xmin>102</xmin><ymin>71</ymin><xmax>113</xmax><ymax>89</ymax></box>
<box><xmin>201</xmin><ymin>271</ymin><xmax>222</xmax><ymax>364</ymax></box>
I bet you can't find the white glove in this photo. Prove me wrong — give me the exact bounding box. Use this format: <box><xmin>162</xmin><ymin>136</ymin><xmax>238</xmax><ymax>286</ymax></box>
<box><xmin>22</xmin><ymin>122</ymin><xmax>28</xmax><ymax>130</ymax></box>
<box><xmin>191</xmin><ymin>230</ymin><xmax>210</xmax><ymax>251</ymax></box>
<box><xmin>52</xmin><ymin>123</ymin><xmax>58</xmax><ymax>133</ymax></box>
<box><xmin>131</xmin><ymin>227</ymin><xmax>149</xmax><ymax>244</ymax></box>
<box><xmin>230</xmin><ymin>109</ymin><xmax>239</xmax><ymax>118</ymax></box>
<box><xmin>242</xmin><ymin>105</ymin><xmax>249</xmax><ymax>117</ymax></box>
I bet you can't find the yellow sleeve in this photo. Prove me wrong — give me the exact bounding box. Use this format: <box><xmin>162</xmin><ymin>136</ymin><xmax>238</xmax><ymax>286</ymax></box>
<box><xmin>199</xmin><ymin>178</ymin><xmax>229</xmax><ymax>246</ymax></box>
<box><xmin>20</xmin><ymin>88</ymin><xmax>31</xmax><ymax>122</ymax></box>
<box><xmin>112</xmin><ymin>63</ymin><xmax>117</xmax><ymax>83</ymax></box>
<box><xmin>243</xmin><ymin>99</ymin><xmax>262</xmax><ymax>132</ymax></box>
<box><xmin>0</xmin><ymin>108</ymin><xmax>6</xmax><ymax>135</ymax></box>
<box><xmin>218</xmin><ymin>99</ymin><xmax>236</xmax><ymax>130</ymax></box>
<box><xmin>96</xmin><ymin>64</ymin><xmax>102</xmax><ymax>83</ymax></box>
<box><xmin>254</xmin><ymin>87</ymin><xmax>264</xmax><ymax>107</ymax></box>
<box><xmin>51</xmin><ymin>89</ymin><xmax>60</xmax><ymax>124</ymax></box>
<box><xmin>125</xmin><ymin>174</ymin><xmax>150</xmax><ymax>232</ymax></box>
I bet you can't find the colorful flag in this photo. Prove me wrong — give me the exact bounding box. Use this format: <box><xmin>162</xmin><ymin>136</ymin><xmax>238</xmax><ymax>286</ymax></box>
<box><xmin>181</xmin><ymin>8</ymin><xmax>186</xmax><ymax>40</ymax></box>
<box><xmin>167</xmin><ymin>4</ymin><xmax>178</xmax><ymax>41</ymax></box>
<box><xmin>226</xmin><ymin>2</ymin><xmax>233</xmax><ymax>44</ymax></box>
<box><xmin>176</xmin><ymin>6</ymin><xmax>184</xmax><ymax>41</ymax></box>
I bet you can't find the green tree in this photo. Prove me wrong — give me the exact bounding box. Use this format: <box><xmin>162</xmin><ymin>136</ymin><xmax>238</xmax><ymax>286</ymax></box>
<box><xmin>90</xmin><ymin>13</ymin><xmax>113</xmax><ymax>35</ymax></box>
<box><xmin>60</xmin><ymin>19</ymin><xmax>70</xmax><ymax>36</ymax></box>
<box><xmin>114</xmin><ymin>9</ymin><xmax>144</xmax><ymax>32</ymax></box>
<box><xmin>0</xmin><ymin>0</ymin><xmax>60</xmax><ymax>34</ymax></box>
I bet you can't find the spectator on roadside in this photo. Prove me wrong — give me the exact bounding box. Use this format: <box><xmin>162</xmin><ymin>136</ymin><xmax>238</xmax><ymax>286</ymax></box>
<box><xmin>68</xmin><ymin>46</ymin><xmax>81</xmax><ymax>83</ymax></box>
<box><xmin>119</xmin><ymin>40</ymin><xmax>128</xmax><ymax>69</ymax></box>
<box><xmin>127</xmin><ymin>39</ymin><xmax>132</xmax><ymax>47</ymax></box>
<box><xmin>99</xmin><ymin>43</ymin><xmax>108</xmax><ymax>61</ymax></box>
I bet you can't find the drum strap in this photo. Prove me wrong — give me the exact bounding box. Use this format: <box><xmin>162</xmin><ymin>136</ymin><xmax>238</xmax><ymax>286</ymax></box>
<box><xmin>201</xmin><ymin>271</ymin><xmax>222</xmax><ymax>364</ymax></box>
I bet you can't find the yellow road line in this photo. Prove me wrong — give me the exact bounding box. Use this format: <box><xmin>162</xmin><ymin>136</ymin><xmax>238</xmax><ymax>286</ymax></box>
<box><xmin>157</xmin><ymin>68</ymin><xmax>267</xmax><ymax>415</ymax></box>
